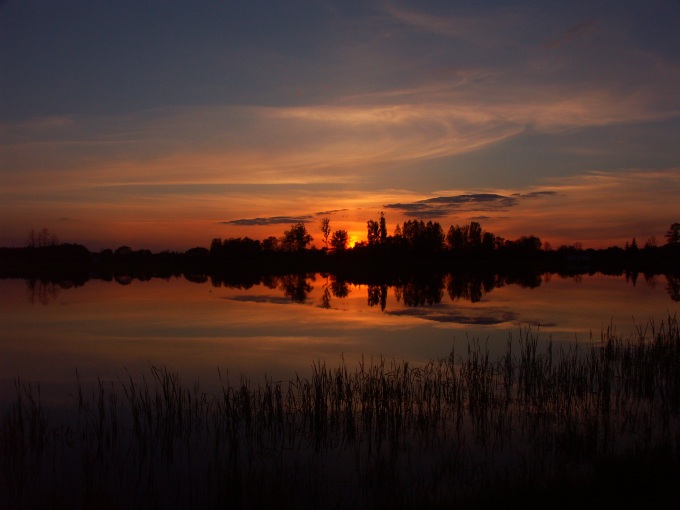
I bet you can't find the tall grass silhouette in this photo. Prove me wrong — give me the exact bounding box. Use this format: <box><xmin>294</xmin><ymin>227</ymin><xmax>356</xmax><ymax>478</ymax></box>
<box><xmin>2</xmin><ymin>316</ymin><xmax>679</xmax><ymax>509</ymax></box>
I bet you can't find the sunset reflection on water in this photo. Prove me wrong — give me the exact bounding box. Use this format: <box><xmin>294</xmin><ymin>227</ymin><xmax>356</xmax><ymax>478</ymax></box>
<box><xmin>1</xmin><ymin>273</ymin><xmax>677</xmax><ymax>405</ymax></box>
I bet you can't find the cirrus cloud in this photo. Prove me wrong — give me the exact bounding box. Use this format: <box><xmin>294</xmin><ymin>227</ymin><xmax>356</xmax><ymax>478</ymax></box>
<box><xmin>383</xmin><ymin>192</ymin><xmax>557</xmax><ymax>219</ymax></box>
<box><xmin>221</xmin><ymin>215</ymin><xmax>314</xmax><ymax>226</ymax></box>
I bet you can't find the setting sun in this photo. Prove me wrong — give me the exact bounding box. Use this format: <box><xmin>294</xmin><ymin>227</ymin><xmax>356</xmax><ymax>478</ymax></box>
<box><xmin>348</xmin><ymin>234</ymin><xmax>360</xmax><ymax>249</ymax></box>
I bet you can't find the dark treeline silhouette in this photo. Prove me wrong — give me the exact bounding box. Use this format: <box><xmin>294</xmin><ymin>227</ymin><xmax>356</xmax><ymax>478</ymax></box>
<box><xmin>1</xmin><ymin>220</ymin><xmax>679</xmax><ymax>287</ymax></box>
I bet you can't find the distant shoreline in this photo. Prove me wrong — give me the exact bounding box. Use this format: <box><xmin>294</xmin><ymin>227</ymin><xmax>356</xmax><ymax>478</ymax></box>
<box><xmin>1</xmin><ymin>239</ymin><xmax>678</xmax><ymax>283</ymax></box>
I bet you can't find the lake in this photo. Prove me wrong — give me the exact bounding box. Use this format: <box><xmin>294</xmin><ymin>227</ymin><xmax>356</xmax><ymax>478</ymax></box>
<box><xmin>1</xmin><ymin>271</ymin><xmax>678</xmax><ymax>406</ymax></box>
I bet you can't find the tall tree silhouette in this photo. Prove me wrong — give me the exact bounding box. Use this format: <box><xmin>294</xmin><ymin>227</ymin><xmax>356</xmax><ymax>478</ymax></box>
<box><xmin>367</xmin><ymin>219</ymin><xmax>380</xmax><ymax>246</ymax></box>
<box><xmin>27</xmin><ymin>228</ymin><xmax>58</xmax><ymax>248</ymax></box>
<box><xmin>402</xmin><ymin>220</ymin><xmax>444</xmax><ymax>254</ymax></box>
<box><xmin>379</xmin><ymin>212</ymin><xmax>387</xmax><ymax>244</ymax></box>
<box><xmin>666</xmin><ymin>223</ymin><xmax>680</xmax><ymax>245</ymax></box>
<box><xmin>320</xmin><ymin>218</ymin><xmax>331</xmax><ymax>250</ymax></box>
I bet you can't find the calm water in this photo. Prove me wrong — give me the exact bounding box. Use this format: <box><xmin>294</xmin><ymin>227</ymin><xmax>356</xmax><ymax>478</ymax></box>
<box><xmin>1</xmin><ymin>272</ymin><xmax>678</xmax><ymax>405</ymax></box>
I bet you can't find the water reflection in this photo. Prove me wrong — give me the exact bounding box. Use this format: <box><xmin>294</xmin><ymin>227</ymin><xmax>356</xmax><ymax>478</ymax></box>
<box><xmin>17</xmin><ymin>270</ymin><xmax>680</xmax><ymax>306</ymax></box>
<box><xmin>367</xmin><ymin>284</ymin><xmax>387</xmax><ymax>310</ymax></box>
<box><xmin>319</xmin><ymin>275</ymin><xmax>351</xmax><ymax>309</ymax></box>
<box><xmin>279</xmin><ymin>274</ymin><xmax>314</xmax><ymax>303</ymax></box>
<box><xmin>26</xmin><ymin>279</ymin><xmax>62</xmax><ymax>305</ymax></box>
<box><xmin>385</xmin><ymin>306</ymin><xmax>518</xmax><ymax>325</ymax></box>
<box><xmin>3</xmin><ymin>272</ymin><xmax>679</xmax><ymax>412</ymax></box>
<box><xmin>330</xmin><ymin>275</ymin><xmax>350</xmax><ymax>299</ymax></box>
<box><xmin>667</xmin><ymin>274</ymin><xmax>680</xmax><ymax>301</ymax></box>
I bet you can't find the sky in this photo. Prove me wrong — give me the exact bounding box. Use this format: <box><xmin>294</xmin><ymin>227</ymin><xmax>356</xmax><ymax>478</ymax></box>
<box><xmin>1</xmin><ymin>0</ymin><xmax>679</xmax><ymax>251</ymax></box>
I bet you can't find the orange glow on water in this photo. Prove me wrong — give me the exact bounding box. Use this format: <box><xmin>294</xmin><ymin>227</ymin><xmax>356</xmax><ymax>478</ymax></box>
<box><xmin>2</xmin><ymin>272</ymin><xmax>678</xmax><ymax>408</ymax></box>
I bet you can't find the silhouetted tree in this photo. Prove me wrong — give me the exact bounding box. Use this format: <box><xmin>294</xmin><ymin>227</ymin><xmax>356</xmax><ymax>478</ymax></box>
<box><xmin>367</xmin><ymin>219</ymin><xmax>380</xmax><ymax>246</ymax></box>
<box><xmin>210</xmin><ymin>238</ymin><xmax>223</xmax><ymax>257</ymax></box>
<box><xmin>626</xmin><ymin>238</ymin><xmax>638</xmax><ymax>252</ymax></box>
<box><xmin>262</xmin><ymin>236</ymin><xmax>279</xmax><ymax>251</ymax></box>
<box><xmin>402</xmin><ymin>220</ymin><xmax>444</xmax><ymax>254</ymax></box>
<box><xmin>379</xmin><ymin>212</ymin><xmax>387</xmax><ymax>244</ymax></box>
<box><xmin>27</xmin><ymin>228</ymin><xmax>58</xmax><ymax>248</ymax></box>
<box><xmin>320</xmin><ymin>218</ymin><xmax>331</xmax><ymax>250</ymax></box>
<box><xmin>330</xmin><ymin>230</ymin><xmax>349</xmax><ymax>252</ymax></box>
<box><xmin>423</xmin><ymin>221</ymin><xmax>445</xmax><ymax>253</ymax></box>
<box><xmin>505</xmin><ymin>235</ymin><xmax>542</xmax><ymax>256</ymax></box>
<box><xmin>210</xmin><ymin>237</ymin><xmax>264</xmax><ymax>259</ymax></box>
<box><xmin>281</xmin><ymin>223</ymin><xmax>313</xmax><ymax>251</ymax></box>
<box><xmin>666</xmin><ymin>223</ymin><xmax>680</xmax><ymax>245</ymax></box>
<box><xmin>482</xmin><ymin>231</ymin><xmax>495</xmax><ymax>252</ymax></box>
<box><xmin>446</xmin><ymin>224</ymin><xmax>467</xmax><ymax>252</ymax></box>
<box><xmin>468</xmin><ymin>221</ymin><xmax>482</xmax><ymax>248</ymax></box>
<box><xmin>446</xmin><ymin>222</ymin><xmax>497</xmax><ymax>254</ymax></box>
<box><xmin>222</xmin><ymin>237</ymin><xmax>261</xmax><ymax>257</ymax></box>
<box><xmin>185</xmin><ymin>247</ymin><xmax>209</xmax><ymax>258</ymax></box>
<box><xmin>114</xmin><ymin>246</ymin><xmax>133</xmax><ymax>257</ymax></box>
<box><xmin>402</xmin><ymin>220</ymin><xmax>422</xmax><ymax>247</ymax></box>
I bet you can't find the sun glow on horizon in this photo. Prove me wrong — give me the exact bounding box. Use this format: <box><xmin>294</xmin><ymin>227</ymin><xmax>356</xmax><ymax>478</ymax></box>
<box><xmin>348</xmin><ymin>234</ymin><xmax>360</xmax><ymax>249</ymax></box>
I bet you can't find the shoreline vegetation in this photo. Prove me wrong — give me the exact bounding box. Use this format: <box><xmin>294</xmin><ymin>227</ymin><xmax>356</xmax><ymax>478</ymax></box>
<box><xmin>1</xmin><ymin>220</ymin><xmax>679</xmax><ymax>286</ymax></box>
<box><xmin>1</xmin><ymin>317</ymin><xmax>679</xmax><ymax>509</ymax></box>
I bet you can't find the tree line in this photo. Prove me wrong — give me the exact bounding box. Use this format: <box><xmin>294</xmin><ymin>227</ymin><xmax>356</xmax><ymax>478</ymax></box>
<box><xmin>1</xmin><ymin>220</ymin><xmax>679</xmax><ymax>282</ymax></box>
<box><xmin>207</xmin><ymin>216</ymin><xmax>679</xmax><ymax>264</ymax></box>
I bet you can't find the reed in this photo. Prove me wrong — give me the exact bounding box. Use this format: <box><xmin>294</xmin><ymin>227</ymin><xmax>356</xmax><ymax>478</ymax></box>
<box><xmin>1</xmin><ymin>316</ymin><xmax>679</xmax><ymax>509</ymax></box>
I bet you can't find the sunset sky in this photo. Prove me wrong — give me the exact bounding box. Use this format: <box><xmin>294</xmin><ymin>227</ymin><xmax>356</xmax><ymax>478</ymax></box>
<box><xmin>1</xmin><ymin>1</ymin><xmax>679</xmax><ymax>251</ymax></box>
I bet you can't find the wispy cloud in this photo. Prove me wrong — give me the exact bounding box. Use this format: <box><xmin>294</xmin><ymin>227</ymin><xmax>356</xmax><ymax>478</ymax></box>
<box><xmin>383</xmin><ymin>3</ymin><xmax>521</xmax><ymax>48</ymax></box>
<box><xmin>221</xmin><ymin>216</ymin><xmax>314</xmax><ymax>226</ymax></box>
<box><xmin>315</xmin><ymin>209</ymin><xmax>349</xmax><ymax>216</ymax></box>
<box><xmin>383</xmin><ymin>192</ymin><xmax>557</xmax><ymax>219</ymax></box>
<box><xmin>3</xmin><ymin>82</ymin><xmax>677</xmax><ymax>198</ymax></box>
<box><xmin>518</xmin><ymin>191</ymin><xmax>559</xmax><ymax>199</ymax></box>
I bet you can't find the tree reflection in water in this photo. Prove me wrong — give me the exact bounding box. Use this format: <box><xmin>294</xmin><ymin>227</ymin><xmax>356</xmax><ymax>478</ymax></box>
<box><xmin>330</xmin><ymin>276</ymin><xmax>350</xmax><ymax>299</ymax></box>
<box><xmin>367</xmin><ymin>284</ymin><xmax>387</xmax><ymax>311</ymax></box>
<box><xmin>667</xmin><ymin>274</ymin><xmax>680</xmax><ymax>301</ymax></box>
<box><xmin>18</xmin><ymin>270</ymin><xmax>680</xmax><ymax>306</ymax></box>
<box><xmin>279</xmin><ymin>274</ymin><xmax>314</xmax><ymax>303</ymax></box>
<box><xmin>25</xmin><ymin>279</ymin><xmax>61</xmax><ymax>305</ymax></box>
